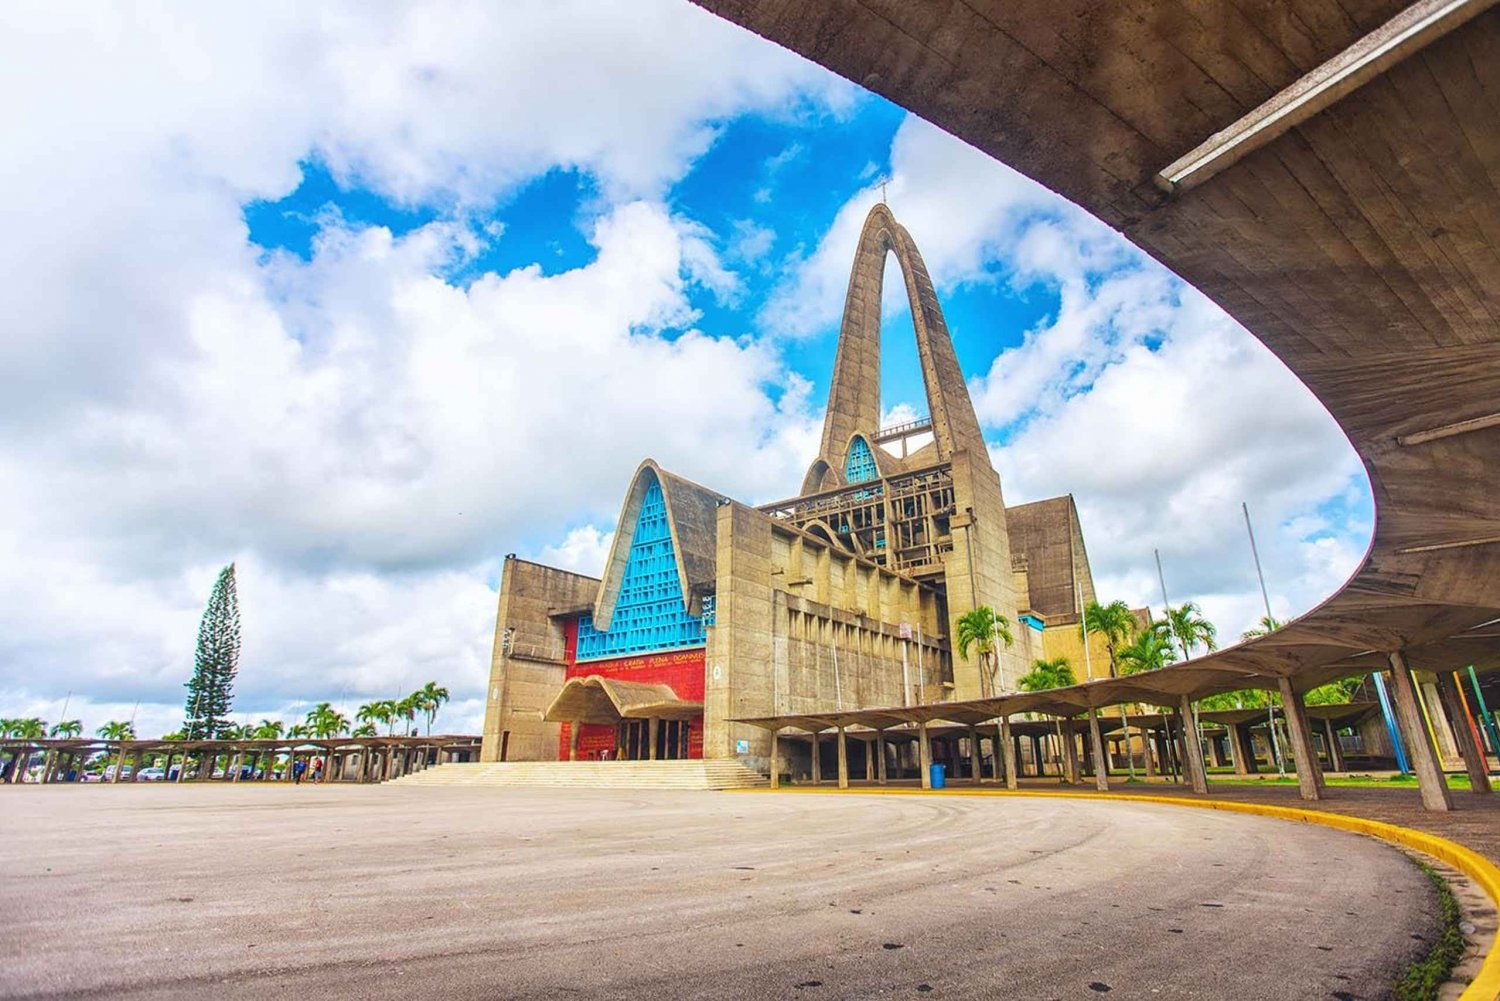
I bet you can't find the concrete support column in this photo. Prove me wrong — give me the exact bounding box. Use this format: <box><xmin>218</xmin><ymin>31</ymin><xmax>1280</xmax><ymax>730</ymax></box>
<box><xmin>836</xmin><ymin>727</ymin><xmax>849</xmax><ymax>789</ymax></box>
<box><xmin>864</xmin><ymin>740</ymin><xmax>874</xmax><ymax>782</ymax></box>
<box><xmin>999</xmin><ymin>718</ymin><xmax>1018</xmax><ymax>790</ymax></box>
<box><xmin>1087</xmin><ymin>709</ymin><xmax>1109</xmax><ymax>792</ymax></box>
<box><xmin>769</xmin><ymin>729</ymin><xmax>781</xmax><ymax>790</ymax></box>
<box><xmin>1176</xmin><ymin>698</ymin><xmax>1209</xmax><ymax>795</ymax></box>
<box><xmin>1276</xmin><ymin>677</ymin><xmax>1324</xmax><ymax>801</ymax></box>
<box><xmin>876</xmin><ymin>733</ymin><xmax>888</xmax><ymax>785</ymax></box>
<box><xmin>967</xmin><ymin>725</ymin><xmax>982</xmax><ymax>785</ymax></box>
<box><xmin>1229</xmin><ymin>723</ymin><xmax>1255</xmax><ymax>775</ymax></box>
<box><xmin>1321</xmin><ymin>719</ymin><xmax>1346</xmax><ymax>774</ymax></box>
<box><xmin>1434</xmin><ymin>671</ymin><xmax>1492</xmax><ymax>794</ymax></box>
<box><xmin>1206</xmin><ymin>735</ymin><xmax>1226</xmax><ymax>769</ymax></box>
<box><xmin>567</xmin><ymin>723</ymin><xmax>580</xmax><ymax>762</ymax></box>
<box><xmin>1388</xmin><ymin>652</ymin><xmax>1453</xmax><ymax>811</ymax></box>
<box><xmin>1060</xmin><ymin>722</ymin><xmax>1079</xmax><ymax>785</ymax></box>
<box><xmin>810</xmin><ymin>731</ymin><xmax>821</xmax><ymax>785</ymax></box>
<box><xmin>647</xmin><ymin>718</ymin><xmax>659</xmax><ymax>762</ymax></box>
<box><xmin>918</xmin><ymin>723</ymin><xmax>933</xmax><ymax>789</ymax></box>
<box><xmin>1142</xmin><ymin>728</ymin><xmax>1156</xmax><ymax>778</ymax></box>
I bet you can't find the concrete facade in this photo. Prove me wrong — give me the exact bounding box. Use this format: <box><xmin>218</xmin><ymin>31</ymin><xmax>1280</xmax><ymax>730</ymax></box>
<box><xmin>482</xmin><ymin>206</ymin><xmax>1105</xmax><ymax>769</ymax></box>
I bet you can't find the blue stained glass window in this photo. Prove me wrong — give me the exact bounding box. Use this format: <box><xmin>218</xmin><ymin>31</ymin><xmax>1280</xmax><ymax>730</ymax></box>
<box><xmin>845</xmin><ymin>436</ymin><xmax>878</xmax><ymax>483</ymax></box>
<box><xmin>575</xmin><ymin>475</ymin><xmax>707</xmax><ymax>661</ymax></box>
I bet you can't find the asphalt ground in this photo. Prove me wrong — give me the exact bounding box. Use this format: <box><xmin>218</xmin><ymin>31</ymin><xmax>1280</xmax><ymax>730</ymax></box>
<box><xmin>0</xmin><ymin>785</ymin><xmax>1437</xmax><ymax>1000</ymax></box>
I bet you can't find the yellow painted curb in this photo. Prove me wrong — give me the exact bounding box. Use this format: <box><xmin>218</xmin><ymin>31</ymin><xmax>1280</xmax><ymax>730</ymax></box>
<box><xmin>735</xmin><ymin>786</ymin><xmax>1500</xmax><ymax>1000</ymax></box>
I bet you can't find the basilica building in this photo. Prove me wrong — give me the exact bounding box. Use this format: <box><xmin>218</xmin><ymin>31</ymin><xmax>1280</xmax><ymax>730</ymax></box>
<box><xmin>481</xmin><ymin>204</ymin><xmax>1104</xmax><ymax>771</ymax></box>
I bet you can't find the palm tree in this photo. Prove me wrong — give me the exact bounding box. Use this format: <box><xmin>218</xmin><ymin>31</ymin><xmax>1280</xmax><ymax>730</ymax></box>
<box><xmin>414</xmin><ymin>682</ymin><xmax>450</xmax><ymax>736</ymax></box>
<box><xmin>252</xmin><ymin>719</ymin><xmax>284</xmax><ymax>740</ymax></box>
<box><xmin>286</xmin><ymin>723</ymin><xmax>309</xmax><ymax>740</ymax></box>
<box><xmin>97</xmin><ymin>720</ymin><xmax>134</xmax><ymax>740</ymax></box>
<box><xmin>1116</xmin><ymin>622</ymin><xmax>1175</xmax><ymax>676</ymax></box>
<box><xmin>14</xmin><ymin>718</ymin><xmax>47</xmax><ymax>739</ymax></box>
<box><xmin>351</xmin><ymin>722</ymin><xmax>377</xmax><ymax>738</ymax></box>
<box><xmin>395</xmin><ymin>695</ymin><xmax>421</xmax><ymax>737</ymax></box>
<box><xmin>1080</xmin><ymin>600</ymin><xmax>1136</xmax><ymax>679</ymax></box>
<box><xmin>49</xmin><ymin>719</ymin><xmax>83</xmax><ymax>738</ymax></box>
<box><xmin>1017</xmin><ymin>657</ymin><xmax>1077</xmax><ymax>692</ymax></box>
<box><xmin>359</xmin><ymin>700</ymin><xmax>397</xmax><ymax>737</ymax></box>
<box><xmin>1165</xmin><ymin>602</ymin><xmax>1218</xmax><ymax>660</ymax></box>
<box><xmin>306</xmin><ymin>703</ymin><xmax>349</xmax><ymax>739</ymax></box>
<box><xmin>955</xmin><ymin>606</ymin><xmax>1015</xmax><ymax>696</ymax></box>
<box><xmin>1241</xmin><ymin>615</ymin><xmax>1281</xmax><ymax>642</ymax></box>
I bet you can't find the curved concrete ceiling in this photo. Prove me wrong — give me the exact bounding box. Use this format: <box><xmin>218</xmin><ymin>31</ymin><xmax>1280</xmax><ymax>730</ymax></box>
<box><xmin>695</xmin><ymin>0</ymin><xmax>1500</xmax><ymax>698</ymax></box>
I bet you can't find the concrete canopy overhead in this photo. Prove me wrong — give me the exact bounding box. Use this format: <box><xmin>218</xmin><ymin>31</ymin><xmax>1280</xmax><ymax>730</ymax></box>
<box><xmin>697</xmin><ymin>0</ymin><xmax>1500</xmax><ymax>706</ymax></box>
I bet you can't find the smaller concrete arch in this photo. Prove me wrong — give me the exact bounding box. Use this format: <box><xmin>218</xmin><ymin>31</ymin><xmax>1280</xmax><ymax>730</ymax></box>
<box><xmin>800</xmin><ymin>457</ymin><xmax>837</xmax><ymax>496</ymax></box>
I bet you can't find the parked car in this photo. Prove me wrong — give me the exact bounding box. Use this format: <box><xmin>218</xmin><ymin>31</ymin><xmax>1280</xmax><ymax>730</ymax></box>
<box><xmin>135</xmin><ymin>767</ymin><xmax>166</xmax><ymax>782</ymax></box>
<box><xmin>101</xmin><ymin>764</ymin><xmax>133</xmax><ymax>782</ymax></box>
<box><xmin>80</xmin><ymin>771</ymin><xmax>103</xmax><ymax>783</ymax></box>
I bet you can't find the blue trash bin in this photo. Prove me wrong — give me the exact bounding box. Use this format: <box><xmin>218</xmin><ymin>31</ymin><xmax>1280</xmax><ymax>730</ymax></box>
<box><xmin>929</xmin><ymin>763</ymin><xmax>946</xmax><ymax>789</ymax></box>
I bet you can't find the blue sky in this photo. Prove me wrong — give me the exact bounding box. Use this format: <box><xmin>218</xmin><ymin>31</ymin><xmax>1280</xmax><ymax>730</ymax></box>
<box><xmin>0</xmin><ymin>1</ymin><xmax>1370</xmax><ymax>738</ymax></box>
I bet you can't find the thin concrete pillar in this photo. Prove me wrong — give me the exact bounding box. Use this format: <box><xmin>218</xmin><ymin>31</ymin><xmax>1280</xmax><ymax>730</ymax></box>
<box><xmin>1060</xmin><ymin>722</ymin><xmax>1079</xmax><ymax>784</ymax></box>
<box><xmin>1142</xmin><ymin>728</ymin><xmax>1156</xmax><ymax>778</ymax></box>
<box><xmin>1388</xmin><ymin>652</ymin><xmax>1453</xmax><ymax>811</ymax></box>
<box><xmin>769</xmin><ymin>729</ymin><xmax>781</xmax><ymax>790</ymax></box>
<box><xmin>876</xmin><ymin>732</ymin><xmax>888</xmax><ymax>785</ymax></box>
<box><xmin>1276</xmin><ymin>678</ymin><xmax>1323</xmax><ymax>800</ymax></box>
<box><xmin>810</xmin><ymin>731</ymin><xmax>821</xmax><ymax>785</ymax></box>
<box><xmin>1176</xmin><ymin>698</ymin><xmax>1209</xmax><ymax>795</ymax></box>
<box><xmin>918</xmin><ymin>723</ymin><xmax>933</xmax><ymax>789</ymax></box>
<box><xmin>1206</xmin><ymin>734</ymin><xmax>1226</xmax><ymax>769</ymax></box>
<box><xmin>967</xmin><ymin>726</ymin><xmax>982</xmax><ymax>785</ymax></box>
<box><xmin>1321</xmin><ymin>719</ymin><xmax>1346</xmax><ymax>774</ymax></box>
<box><xmin>836</xmin><ymin>727</ymin><xmax>850</xmax><ymax>789</ymax></box>
<box><xmin>1087</xmin><ymin>709</ymin><xmax>1109</xmax><ymax>792</ymax></box>
<box><xmin>1435</xmin><ymin>671</ymin><xmax>1491</xmax><ymax>794</ymax></box>
<box><xmin>647</xmin><ymin>718</ymin><xmax>659</xmax><ymax>761</ymax></box>
<box><xmin>568</xmin><ymin>723</ymin><xmax>580</xmax><ymax>762</ymax></box>
<box><xmin>1229</xmin><ymin>723</ymin><xmax>1255</xmax><ymax>775</ymax></box>
<box><xmin>1000</xmin><ymin>718</ymin><xmax>1018</xmax><ymax>790</ymax></box>
<box><xmin>864</xmin><ymin>739</ymin><xmax>875</xmax><ymax>782</ymax></box>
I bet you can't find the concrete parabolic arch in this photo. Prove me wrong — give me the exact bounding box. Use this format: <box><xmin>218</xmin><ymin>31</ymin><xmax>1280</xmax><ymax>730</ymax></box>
<box><xmin>813</xmin><ymin>202</ymin><xmax>990</xmax><ymax>483</ymax></box>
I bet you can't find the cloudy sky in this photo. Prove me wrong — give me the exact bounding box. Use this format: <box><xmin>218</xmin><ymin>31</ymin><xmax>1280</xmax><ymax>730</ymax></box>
<box><xmin>0</xmin><ymin>1</ymin><xmax>1370</xmax><ymax>738</ymax></box>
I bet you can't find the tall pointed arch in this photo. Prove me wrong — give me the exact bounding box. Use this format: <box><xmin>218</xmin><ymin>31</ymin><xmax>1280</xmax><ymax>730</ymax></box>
<box><xmin>814</xmin><ymin>203</ymin><xmax>990</xmax><ymax>483</ymax></box>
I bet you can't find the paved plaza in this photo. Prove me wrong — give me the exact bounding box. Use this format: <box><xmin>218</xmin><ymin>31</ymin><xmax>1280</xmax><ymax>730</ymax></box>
<box><xmin>1</xmin><ymin>786</ymin><xmax>1438</xmax><ymax>1000</ymax></box>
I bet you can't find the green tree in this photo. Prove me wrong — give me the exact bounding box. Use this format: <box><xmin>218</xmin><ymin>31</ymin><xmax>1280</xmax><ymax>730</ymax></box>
<box><xmin>1080</xmin><ymin>600</ymin><xmax>1137</xmax><ymax>679</ymax></box>
<box><xmin>306</xmin><ymin>703</ymin><xmax>349</xmax><ymax>739</ymax></box>
<box><xmin>955</xmin><ymin>606</ymin><xmax>1015</xmax><ymax>696</ymax></box>
<box><xmin>1165</xmin><ymin>601</ymin><xmax>1218</xmax><ymax>660</ymax></box>
<box><xmin>395</xmin><ymin>694</ymin><xmax>421</xmax><ymax>736</ymax></box>
<box><xmin>49</xmin><ymin>719</ymin><xmax>83</xmax><ymax>738</ymax></box>
<box><xmin>185</xmin><ymin>563</ymin><xmax>242</xmax><ymax>739</ymax></box>
<box><xmin>252</xmin><ymin>719</ymin><xmax>284</xmax><ymax>740</ymax></box>
<box><xmin>1241</xmin><ymin>615</ymin><xmax>1281</xmax><ymax>642</ymax></box>
<box><xmin>414</xmin><ymin>682</ymin><xmax>450</xmax><ymax>736</ymax></box>
<box><xmin>97</xmin><ymin>720</ymin><xmax>135</xmax><ymax>740</ymax></box>
<box><xmin>286</xmin><ymin>723</ymin><xmax>309</xmax><ymax>739</ymax></box>
<box><xmin>1116</xmin><ymin>622</ymin><xmax>1175</xmax><ymax>676</ymax></box>
<box><xmin>351</xmin><ymin>722</ymin><xmax>377</xmax><ymax>738</ymax></box>
<box><xmin>1018</xmin><ymin>657</ymin><xmax>1078</xmax><ymax>692</ymax></box>
<box><xmin>13</xmin><ymin>718</ymin><xmax>47</xmax><ymax>739</ymax></box>
<box><xmin>360</xmin><ymin>699</ymin><xmax>398</xmax><ymax>737</ymax></box>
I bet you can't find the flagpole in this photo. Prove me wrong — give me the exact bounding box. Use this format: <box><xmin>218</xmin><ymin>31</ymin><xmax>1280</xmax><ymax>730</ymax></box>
<box><xmin>1241</xmin><ymin>502</ymin><xmax>1286</xmax><ymax>775</ymax></box>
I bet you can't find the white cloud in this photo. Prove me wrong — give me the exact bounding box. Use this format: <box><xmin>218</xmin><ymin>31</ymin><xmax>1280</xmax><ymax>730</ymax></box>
<box><xmin>0</xmin><ymin>0</ymin><xmax>843</xmax><ymax>732</ymax></box>
<box><xmin>538</xmin><ymin>527</ymin><xmax>616</xmax><ymax>578</ymax></box>
<box><xmin>759</xmin><ymin>115</ymin><xmax>1057</xmax><ymax>338</ymax></box>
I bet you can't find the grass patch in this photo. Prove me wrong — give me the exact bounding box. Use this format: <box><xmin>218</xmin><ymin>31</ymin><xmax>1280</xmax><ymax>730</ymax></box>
<box><xmin>1394</xmin><ymin>860</ymin><xmax>1467</xmax><ymax>1001</ymax></box>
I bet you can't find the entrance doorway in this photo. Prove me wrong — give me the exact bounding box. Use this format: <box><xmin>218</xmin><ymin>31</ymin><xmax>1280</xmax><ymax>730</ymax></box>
<box><xmin>616</xmin><ymin>719</ymin><xmax>693</xmax><ymax>760</ymax></box>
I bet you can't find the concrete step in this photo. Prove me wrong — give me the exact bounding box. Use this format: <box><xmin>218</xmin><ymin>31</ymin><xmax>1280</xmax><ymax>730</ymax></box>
<box><xmin>391</xmin><ymin>760</ymin><xmax>767</xmax><ymax>790</ymax></box>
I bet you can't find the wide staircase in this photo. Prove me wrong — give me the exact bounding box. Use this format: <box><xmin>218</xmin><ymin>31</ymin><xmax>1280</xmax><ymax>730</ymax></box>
<box><xmin>391</xmin><ymin>759</ymin><xmax>768</xmax><ymax>790</ymax></box>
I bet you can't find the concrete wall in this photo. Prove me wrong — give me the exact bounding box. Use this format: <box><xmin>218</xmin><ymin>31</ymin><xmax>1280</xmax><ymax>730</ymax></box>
<box><xmin>707</xmin><ymin>503</ymin><xmax>951</xmax><ymax>767</ymax></box>
<box><xmin>942</xmin><ymin>447</ymin><xmax>1022</xmax><ymax>698</ymax></box>
<box><xmin>480</xmin><ymin>557</ymin><xmax>601</xmax><ymax>762</ymax></box>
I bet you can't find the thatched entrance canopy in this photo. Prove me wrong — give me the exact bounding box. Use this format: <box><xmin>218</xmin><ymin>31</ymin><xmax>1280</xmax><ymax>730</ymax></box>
<box><xmin>542</xmin><ymin>677</ymin><xmax>702</xmax><ymax>725</ymax></box>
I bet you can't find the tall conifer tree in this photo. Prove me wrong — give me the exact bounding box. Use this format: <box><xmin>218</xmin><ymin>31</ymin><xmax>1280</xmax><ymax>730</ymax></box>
<box><xmin>185</xmin><ymin>563</ymin><xmax>241</xmax><ymax>739</ymax></box>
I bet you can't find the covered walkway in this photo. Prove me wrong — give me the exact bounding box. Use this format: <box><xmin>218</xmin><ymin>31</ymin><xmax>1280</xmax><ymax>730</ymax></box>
<box><xmin>0</xmin><ymin>734</ymin><xmax>481</xmax><ymax>785</ymax></box>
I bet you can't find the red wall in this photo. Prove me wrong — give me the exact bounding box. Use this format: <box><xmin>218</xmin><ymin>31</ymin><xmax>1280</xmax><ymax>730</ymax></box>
<box><xmin>558</xmin><ymin>621</ymin><xmax>705</xmax><ymax>760</ymax></box>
